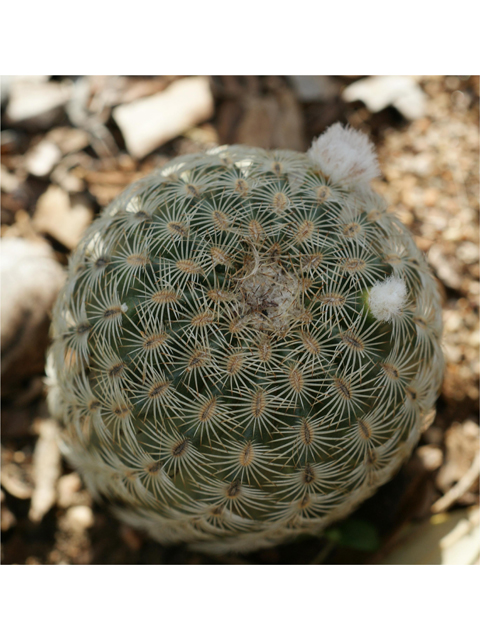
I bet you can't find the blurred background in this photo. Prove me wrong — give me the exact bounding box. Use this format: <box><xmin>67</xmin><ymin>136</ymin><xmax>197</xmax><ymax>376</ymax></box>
<box><xmin>1</xmin><ymin>75</ymin><xmax>479</xmax><ymax>564</ymax></box>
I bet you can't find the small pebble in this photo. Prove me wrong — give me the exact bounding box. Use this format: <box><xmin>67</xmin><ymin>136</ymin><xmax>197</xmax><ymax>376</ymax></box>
<box><xmin>65</xmin><ymin>506</ymin><xmax>94</xmax><ymax>531</ymax></box>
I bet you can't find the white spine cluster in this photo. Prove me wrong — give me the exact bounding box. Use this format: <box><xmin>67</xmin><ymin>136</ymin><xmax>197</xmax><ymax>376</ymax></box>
<box><xmin>308</xmin><ymin>123</ymin><xmax>380</xmax><ymax>188</ymax></box>
<box><xmin>368</xmin><ymin>276</ymin><xmax>407</xmax><ymax>322</ymax></box>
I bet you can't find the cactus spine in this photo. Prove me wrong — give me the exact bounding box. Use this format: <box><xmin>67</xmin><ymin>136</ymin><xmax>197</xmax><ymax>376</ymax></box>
<box><xmin>48</xmin><ymin>124</ymin><xmax>443</xmax><ymax>553</ymax></box>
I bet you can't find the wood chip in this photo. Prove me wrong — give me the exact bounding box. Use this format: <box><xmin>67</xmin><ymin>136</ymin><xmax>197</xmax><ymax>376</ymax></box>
<box><xmin>25</xmin><ymin>140</ymin><xmax>62</xmax><ymax>177</ymax></box>
<box><xmin>288</xmin><ymin>76</ymin><xmax>340</xmax><ymax>102</ymax></box>
<box><xmin>1</xmin><ymin>237</ymin><xmax>65</xmax><ymax>394</ymax></box>
<box><xmin>0</xmin><ymin>165</ymin><xmax>21</xmax><ymax>193</ymax></box>
<box><xmin>415</xmin><ymin>445</ymin><xmax>444</xmax><ymax>472</ymax></box>
<box><xmin>343</xmin><ymin>75</ymin><xmax>427</xmax><ymax>120</ymax></box>
<box><xmin>46</xmin><ymin>127</ymin><xmax>90</xmax><ymax>155</ymax></box>
<box><xmin>29</xmin><ymin>418</ymin><xmax>62</xmax><ymax>523</ymax></box>
<box><xmin>6</xmin><ymin>79</ymin><xmax>72</xmax><ymax>128</ymax></box>
<box><xmin>235</xmin><ymin>96</ymin><xmax>278</xmax><ymax>148</ymax></box>
<box><xmin>436</xmin><ymin>420</ymin><xmax>480</xmax><ymax>492</ymax></box>
<box><xmin>64</xmin><ymin>505</ymin><xmax>94</xmax><ymax>531</ymax></box>
<box><xmin>113</xmin><ymin>76</ymin><xmax>214</xmax><ymax>158</ymax></box>
<box><xmin>33</xmin><ymin>185</ymin><xmax>93</xmax><ymax>249</ymax></box>
<box><xmin>1</xmin><ymin>503</ymin><xmax>17</xmax><ymax>531</ymax></box>
<box><xmin>432</xmin><ymin>452</ymin><xmax>480</xmax><ymax>513</ymax></box>
<box><xmin>272</xmin><ymin>87</ymin><xmax>306</xmax><ymax>151</ymax></box>
<box><xmin>1</xmin><ymin>461</ymin><xmax>34</xmax><ymax>499</ymax></box>
<box><xmin>57</xmin><ymin>472</ymin><xmax>83</xmax><ymax>509</ymax></box>
<box><xmin>235</xmin><ymin>88</ymin><xmax>305</xmax><ymax>151</ymax></box>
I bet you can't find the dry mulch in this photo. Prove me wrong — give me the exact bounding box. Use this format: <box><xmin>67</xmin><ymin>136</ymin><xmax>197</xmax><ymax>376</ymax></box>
<box><xmin>1</xmin><ymin>75</ymin><xmax>478</xmax><ymax>564</ymax></box>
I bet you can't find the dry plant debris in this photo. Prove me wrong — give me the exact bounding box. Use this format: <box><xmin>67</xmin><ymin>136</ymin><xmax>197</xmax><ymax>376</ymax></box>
<box><xmin>1</xmin><ymin>75</ymin><xmax>478</xmax><ymax>564</ymax></box>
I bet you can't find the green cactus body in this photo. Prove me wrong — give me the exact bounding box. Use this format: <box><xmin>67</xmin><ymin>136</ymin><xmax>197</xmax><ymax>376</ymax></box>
<box><xmin>48</xmin><ymin>130</ymin><xmax>444</xmax><ymax>553</ymax></box>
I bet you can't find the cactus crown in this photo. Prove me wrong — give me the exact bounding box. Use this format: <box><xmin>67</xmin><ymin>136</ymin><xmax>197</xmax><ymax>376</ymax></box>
<box><xmin>48</xmin><ymin>125</ymin><xmax>443</xmax><ymax>553</ymax></box>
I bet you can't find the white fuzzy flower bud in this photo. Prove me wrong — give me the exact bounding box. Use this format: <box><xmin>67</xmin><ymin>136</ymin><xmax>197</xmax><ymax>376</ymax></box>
<box><xmin>368</xmin><ymin>276</ymin><xmax>407</xmax><ymax>322</ymax></box>
<box><xmin>308</xmin><ymin>123</ymin><xmax>380</xmax><ymax>188</ymax></box>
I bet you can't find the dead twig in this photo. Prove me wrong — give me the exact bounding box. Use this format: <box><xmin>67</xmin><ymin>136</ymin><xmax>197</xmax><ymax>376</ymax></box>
<box><xmin>431</xmin><ymin>451</ymin><xmax>480</xmax><ymax>514</ymax></box>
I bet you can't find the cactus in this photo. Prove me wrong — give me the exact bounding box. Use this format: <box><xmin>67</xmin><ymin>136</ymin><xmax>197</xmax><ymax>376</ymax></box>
<box><xmin>47</xmin><ymin>124</ymin><xmax>444</xmax><ymax>554</ymax></box>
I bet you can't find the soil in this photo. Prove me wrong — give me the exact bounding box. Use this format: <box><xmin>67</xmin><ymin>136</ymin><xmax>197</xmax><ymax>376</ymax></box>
<box><xmin>1</xmin><ymin>75</ymin><xmax>478</xmax><ymax>564</ymax></box>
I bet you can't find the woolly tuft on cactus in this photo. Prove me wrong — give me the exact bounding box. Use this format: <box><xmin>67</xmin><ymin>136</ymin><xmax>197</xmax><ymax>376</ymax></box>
<box><xmin>47</xmin><ymin>123</ymin><xmax>444</xmax><ymax>553</ymax></box>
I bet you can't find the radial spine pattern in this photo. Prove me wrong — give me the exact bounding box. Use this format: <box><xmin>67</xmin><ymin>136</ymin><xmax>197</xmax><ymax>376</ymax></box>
<box><xmin>48</xmin><ymin>126</ymin><xmax>444</xmax><ymax>553</ymax></box>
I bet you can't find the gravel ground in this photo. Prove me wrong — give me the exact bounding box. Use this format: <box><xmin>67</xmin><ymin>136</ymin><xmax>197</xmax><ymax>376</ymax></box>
<box><xmin>1</xmin><ymin>75</ymin><xmax>478</xmax><ymax>564</ymax></box>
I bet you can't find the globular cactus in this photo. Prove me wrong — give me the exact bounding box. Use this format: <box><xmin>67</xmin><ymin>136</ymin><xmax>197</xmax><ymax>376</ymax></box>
<box><xmin>47</xmin><ymin>123</ymin><xmax>444</xmax><ymax>554</ymax></box>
